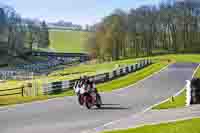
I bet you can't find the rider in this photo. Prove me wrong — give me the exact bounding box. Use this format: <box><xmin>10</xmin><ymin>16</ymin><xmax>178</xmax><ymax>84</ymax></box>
<box><xmin>74</xmin><ymin>75</ymin><xmax>98</xmax><ymax>95</ymax></box>
<box><xmin>74</xmin><ymin>76</ymin><xmax>88</xmax><ymax>93</ymax></box>
<box><xmin>74</xmin><ymin>76</ymin><xmax>85</xmax><ymax>95</ymax></box>
<box><xmin>86</xmin><ymin>77</ymin><xmax>99</xmax><ymax>95</ymax></box>
<box><xmin>86</xmin><ymin>77</ymin><xmax>101</xmax><ymax>105</ymax></box>
<box><xmin>74</xmin><ymin>75</ymin><xmax>102</xmax><ymax>107</ymax></box>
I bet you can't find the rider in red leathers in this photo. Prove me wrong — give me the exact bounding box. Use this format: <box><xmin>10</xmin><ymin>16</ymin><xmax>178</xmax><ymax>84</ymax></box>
<box><xmin>74</xmin><ymin>76</ymin><xmax>102</xmax><ymax>108</ymax></box>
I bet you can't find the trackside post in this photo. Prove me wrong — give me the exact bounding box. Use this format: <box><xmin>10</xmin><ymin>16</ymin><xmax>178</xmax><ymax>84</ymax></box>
<box><xmin>22</xmin><ymin>86</ymin><xmax>24</xmax><ymax>97</ymax></box>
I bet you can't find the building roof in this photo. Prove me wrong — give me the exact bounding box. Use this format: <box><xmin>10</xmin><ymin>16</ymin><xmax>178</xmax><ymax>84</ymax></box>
<box><xmin>176</xmin><ymin>0</ymin><xmax>200</xmax><ymax>8</ymax></box>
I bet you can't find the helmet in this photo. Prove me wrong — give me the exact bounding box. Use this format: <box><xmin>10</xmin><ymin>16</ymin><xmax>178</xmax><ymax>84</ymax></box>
<box><xmin>83</xmin><ymin>75</ymin><xmax>87</xmax><ymax>79</ymax></box>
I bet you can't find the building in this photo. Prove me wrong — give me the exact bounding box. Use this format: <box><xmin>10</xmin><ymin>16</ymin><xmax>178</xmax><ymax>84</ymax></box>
<box><xmin>176</xmin><ymin>0</ymin><xmax>200</xmax><ymax>8</ymax></box>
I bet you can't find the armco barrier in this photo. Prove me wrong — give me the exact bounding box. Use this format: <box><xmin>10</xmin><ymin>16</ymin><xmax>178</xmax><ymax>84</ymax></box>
<box><xmin>0</xmin><ymin>86</ymin><xmax>24</xmax><ymax>97</ymax></box>
<box><xmin>42</xmin><ymin>59</ymin><xmax>152</xmax><ymax>94</ymax></box>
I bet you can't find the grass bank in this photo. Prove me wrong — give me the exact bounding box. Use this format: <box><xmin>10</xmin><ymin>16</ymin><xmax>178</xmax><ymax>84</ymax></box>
<box><xmin>150</xmin><ymin>54</ymin><xmax>200</xmax><ymax>63</ymax></box>
<box><xmin>152</xmin><ymin>90</ymin><xmax>186</xmax><ymax>110</ymax></box>
<box><xmin>49</xmin><ymin>30</ymin><xmax>90</xmax><ymax>53</ymax></box>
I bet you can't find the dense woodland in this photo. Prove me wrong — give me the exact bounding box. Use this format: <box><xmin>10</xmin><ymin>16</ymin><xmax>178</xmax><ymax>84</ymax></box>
<box><xmin>87</xmin><ymin>1</ymin><xmax>200</xmax><ymax>61</ymax></box>
<box><xmin>0</xmin><ymin>5</ymin><xmax>50</xmax><ymax>57</ymax></box>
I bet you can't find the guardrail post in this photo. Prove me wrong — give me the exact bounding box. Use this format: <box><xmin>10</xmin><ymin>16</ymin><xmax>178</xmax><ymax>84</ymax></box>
<box><xmin>22</xmin><ymin>86</ymin><xmax>24</xmax><ymax>97</ymax></box>
<box><xmin>135</xmin><ymin>64</ymin><xmax>138</xmax><ymax>70</ymax></box>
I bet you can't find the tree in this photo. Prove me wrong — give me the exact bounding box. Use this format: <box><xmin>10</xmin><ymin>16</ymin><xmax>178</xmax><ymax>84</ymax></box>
<box><xmin>3</xmin><ymin>6</ymin><xmax>25</xmax><ymax>56</ymax></box>
<box><xmin>26</xmin><ymin>20</ymin><xmax>35</xmax><ymax>50</ymax></box>
<box><xmin>0</xmin><ymin>8</ymin><xmax>6</xmax><ymax>34</ymax></box>
<box><xmin>102</xmin><ymin>9</ymin><xmax>127</xmax><ymax>60</ymax></box>
<box><xmin>87</xmin><ymin>0</ymin><xmax>200</xmax><ymax>61</ymax></box>
<box><xmin>39</xmin><ymin>21</ymin><xmax>50</xmax><ymax>48</ymax></box>
<box><xmin>0</xmin><ymin>5</ymin><xmax>53</xmax><ymax>59</ymax></box>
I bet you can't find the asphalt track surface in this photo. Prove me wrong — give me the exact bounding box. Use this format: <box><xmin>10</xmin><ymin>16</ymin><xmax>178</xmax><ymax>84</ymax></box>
<box><xmin>0</xmin><ymin>63</ymin><xmax>198</xmax><ymax>133</ymax></box>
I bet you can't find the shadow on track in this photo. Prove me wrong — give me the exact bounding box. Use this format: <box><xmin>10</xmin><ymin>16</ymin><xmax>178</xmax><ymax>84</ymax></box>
<box><xmin>92</xmin><ymin>104</ymin><xmax>130</xmax><ymax>110</ymax></box>
<box><xmin>101</xmin><ymin>104</ymin><xmax>121</xmax><ymax>106</ymax></box>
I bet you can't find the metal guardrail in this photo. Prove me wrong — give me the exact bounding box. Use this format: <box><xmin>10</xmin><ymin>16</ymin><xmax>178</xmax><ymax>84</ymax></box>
<box><xmin>42</xmin><ymin>59</ymin><xmax>153</xmax><ymax>94</ymax></box>
<box><xmin>0</xmin><ymin>59</ymin><xmax>152</xmax><ymax>97</ymax></box>
<box><xmin>0</xmin><ymin>86</ymin><xmax>24</xmax><ymax>97</ymax></box>
<box><xmin>0</xmin><ymin>82</ymin><xmax>39</xmax><ymax>97</ymax></box>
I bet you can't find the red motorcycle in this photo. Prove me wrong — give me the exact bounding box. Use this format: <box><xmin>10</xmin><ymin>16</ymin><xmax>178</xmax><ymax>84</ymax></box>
<box><xmin>78</xmin><ymin>86</ymin><xmax>102</xmax><ymax>109</ymax></box>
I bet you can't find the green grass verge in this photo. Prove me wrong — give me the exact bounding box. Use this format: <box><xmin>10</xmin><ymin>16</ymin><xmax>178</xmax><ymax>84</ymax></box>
<box><xmin>41</xmin><ymin>54</ymin><xmax>200</xmax><ymax>84</ymax></box>
<box><xmin>50</xmin><ymin>58</ymin><xmax>137</xmax><ymax>77</ymax></box>
<box><xmin>49</xmin><ymin>30</ymin><xmax>90</xmax><ymax>53</ymax></box>
<box><xmin>149</xmin><ymin>54</ymin><xmax>200</xmax><ymax>63</ymax></box>
<box><xmin>153</xmin><ymin>62</ymin><xmax>200</xmax><ymax>110</ymax></box>
<box><xmin>152</xmin><ymin>90</ymin><xmax>186</xmax><ymax>110</ymax></box>
<box><xmin>103</xmin><ymin>118</ymin><xmax>200</xmax><ymax>133</ymax></box>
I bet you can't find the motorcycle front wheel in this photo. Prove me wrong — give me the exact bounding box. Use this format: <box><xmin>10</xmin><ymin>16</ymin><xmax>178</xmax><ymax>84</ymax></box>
<box><xmin>85</xmin><ymin>95</ymin><xmax>93</xmax><ymax>109</ymax></box>
<box><xmin>78</xmin><ymin>95</ymin><xmax>84</xmax><ymax>106</ymax></box>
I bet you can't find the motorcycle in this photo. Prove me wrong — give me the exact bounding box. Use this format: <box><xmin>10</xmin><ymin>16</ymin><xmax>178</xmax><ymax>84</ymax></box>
<box><xmin>74</xmin><ymin>81</ymin><xmax>102</xmax><ymax>109</ymax></box>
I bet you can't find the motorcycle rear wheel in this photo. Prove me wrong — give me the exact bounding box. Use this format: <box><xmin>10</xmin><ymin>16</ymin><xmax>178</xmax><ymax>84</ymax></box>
<box><xmin>96</xmin><ymin>93</ymin><xmax>102</xmax><ymax>108</ymax></box>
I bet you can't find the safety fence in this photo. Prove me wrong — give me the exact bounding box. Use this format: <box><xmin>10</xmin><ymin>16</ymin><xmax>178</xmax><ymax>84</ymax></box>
<box><xmin>0</xmin><ymin>81</ymin><xmax>39</xmax><ymax>97</ymax></box>
<box><xmin>42</xmin><ymin>59</ymin><xmax>152</xmax><ymax>95</ymax></box>
<box><xmin>0</xmin><ymin>86</ymin><xmax>24</xmax><ymax>97</ymax></box>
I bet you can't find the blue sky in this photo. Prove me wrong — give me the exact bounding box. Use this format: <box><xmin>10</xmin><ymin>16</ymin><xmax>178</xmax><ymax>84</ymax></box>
<box><xmin>2</xmin><ymin>0</ymin><xmax>162</xmax><ymax>26</ymax></box>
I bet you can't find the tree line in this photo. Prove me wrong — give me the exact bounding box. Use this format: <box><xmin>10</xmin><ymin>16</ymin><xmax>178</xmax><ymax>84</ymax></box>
<box><xmin>0</xmin><ymin>5</ymin><xmax>50</xmax><ymax>57</ymax></box>
<box><xmin>87</xmin><ymin>1</ymin><xmax>200</xmax><ymax>61</ymax></box>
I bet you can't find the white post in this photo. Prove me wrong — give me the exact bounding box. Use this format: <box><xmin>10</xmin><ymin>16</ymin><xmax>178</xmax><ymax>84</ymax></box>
<box><xmin>186</xmin><ymin>80</ymin><xmax>191</xmax><ymax>106</ymax></box>
<box><xmin>128</xmin><ymin>66</ymin><xmax>132</xmax><ymax>72</ymax></box>
<box><xmin>116</xmin><ymin>69</ymin><xmax>120</xmax><ymax>76</ymax></box>
<box><xmin>132</xmin><ymin>65</ymin><xmax>135</xmax><ymax>71</ymax></box>
<box><xmin>109</xmin><ymin>72</ymin><xmax>113</xmax><ymax>79</ymax></box>
<box><xmin>123</xmin><ymin>67</ymin><xmax>126</xmax><ymax>73</ymax></box>
<box><xmin>62</xmin><ymin>80</ymin><xmax>69</xmax><ymax>90</ymax></box>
